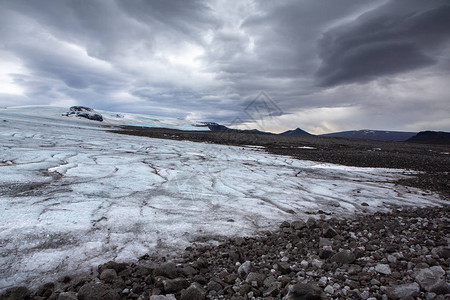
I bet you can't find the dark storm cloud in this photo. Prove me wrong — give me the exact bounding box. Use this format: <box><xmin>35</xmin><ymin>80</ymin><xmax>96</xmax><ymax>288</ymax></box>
<box><xmin>317</xmin><ymin>1</ymin><xmax>450</xmax><ymax>86</ymax></box>
<box><xmin>0</xmin><ymin>0</ymin><xmax>449</xmax><ymax>132</ymax></box>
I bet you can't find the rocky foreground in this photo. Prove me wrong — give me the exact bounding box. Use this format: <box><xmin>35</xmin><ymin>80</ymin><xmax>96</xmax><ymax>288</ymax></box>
<box><xmin>2</xmin><ymin>206</ymin><xmax>449</xmax><ymax>300</ymax></box>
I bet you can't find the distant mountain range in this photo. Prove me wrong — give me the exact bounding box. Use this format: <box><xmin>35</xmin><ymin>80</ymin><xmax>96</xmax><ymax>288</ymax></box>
<box><xmin>279</xmin><ymin>128</ymin><xmax>312</xmax><ymax>136</ymax></box>
<box><xmin>406</xmin><ymin>131</ymin><xmax>450</xmax><ymax>144</ymax></box>
<box><xmin>320</xmin><ymin>130</ymin><xmax>417</xmax><ymax>142</ymax></box>
<box><xmin>199</xmin><ymin>123</ymin><xmax>450</xmax><ymax>143</ymax></box>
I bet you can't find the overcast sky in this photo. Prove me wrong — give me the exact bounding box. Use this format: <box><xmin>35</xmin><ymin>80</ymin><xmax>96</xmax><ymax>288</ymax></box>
<box><xmin>1</xmin><ymin>0</ymin><xmax>449</xmax><ymax>134</ymax></box>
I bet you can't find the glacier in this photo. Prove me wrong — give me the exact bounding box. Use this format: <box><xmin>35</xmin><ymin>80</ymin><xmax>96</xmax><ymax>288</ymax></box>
<box><xmin>0</xmin><ymin>106</ymin><xmax>444</xmax><ymax>290</ymax></box>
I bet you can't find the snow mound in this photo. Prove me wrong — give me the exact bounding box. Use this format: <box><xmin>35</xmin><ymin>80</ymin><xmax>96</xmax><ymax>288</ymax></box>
<box><xmin>2</xmin><ymin>105</ymin><xmax>209</xmax><ymax>131</ymax></box>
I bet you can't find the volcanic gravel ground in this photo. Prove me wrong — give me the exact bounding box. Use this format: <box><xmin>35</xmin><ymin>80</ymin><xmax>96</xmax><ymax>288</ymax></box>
<box><xmin>2</xmin><ymin>206</ymin><xmax>448</xmax><ymax>300</ymax></box>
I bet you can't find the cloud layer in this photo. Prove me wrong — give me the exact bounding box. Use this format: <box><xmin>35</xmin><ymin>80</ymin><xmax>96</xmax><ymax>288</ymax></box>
<box><xmin>1</xmin><ymin>0</ymin><xmax>449</xmax><ymax>133</ymax></box>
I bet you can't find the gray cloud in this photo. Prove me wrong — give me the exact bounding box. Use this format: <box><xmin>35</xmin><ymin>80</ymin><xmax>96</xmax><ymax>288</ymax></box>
<box><xmin>0</xmin><ymin>0</ymin><xmax>449</xmax><ymax>132</ymax></box>
<box><xmin>316</xmin><ymin>1</ymin><xmax>450</xmax><ymax>86</ymax></box>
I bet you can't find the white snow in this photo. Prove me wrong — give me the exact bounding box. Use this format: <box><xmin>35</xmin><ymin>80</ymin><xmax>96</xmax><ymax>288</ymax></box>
<box><xmin>2</xmin><ymin>105</ymin><xmax>209</xmax><ymax>131</ymax></box>
<box><xmin>0</xmin><ymin>107</ymin><xmax>445</xmax><ymax>290</ymax></box>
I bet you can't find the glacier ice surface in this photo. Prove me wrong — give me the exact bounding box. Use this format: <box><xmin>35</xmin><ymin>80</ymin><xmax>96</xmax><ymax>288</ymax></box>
<box><xmin>0</xmin><ymin>107</ymin><xmax>444</xmax><ymax>290</ymax></box>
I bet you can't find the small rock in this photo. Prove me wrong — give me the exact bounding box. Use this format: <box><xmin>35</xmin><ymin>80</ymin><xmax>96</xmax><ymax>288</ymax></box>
<box><xmin>330</xmin><ymin>250</ymin><xmax>355</xmax><ymax>265</ymax></box>
<box><xmin>245</xmin><ymin>272</ymin><xmax>265</xmax><ymax>287</ymax></box>
<box><xmin>280</xmin><ymin>221</ymin><xmax>290</xmax><ymax>228</ymax></box>
<box><xmin>238</xmin><ymin>261</ymin><xmax>252</xmax><ymax>277</ymax></box>
<box><xmin>78</xmin><ymin>283</ymin><xmax>119</xmax><ymax>300</ymax></box>
<box><xmin>387</xmin><ymin>255</ymin><xmax>397</xmax><ymax>264</ymax></box>
<box><xmin>181</xmin><ymin>283</ymin><xmax>206</xmax><ymax>300</ymax></box>
<box><xmin>318</xmin><ymin>276</ymin><xmax>327</xmax><ymax>287</ymax></box>
<box><xmin>0</xmin><ymin>287</ymin><xmax>31</xmax><ymax>300</ymax></box>
<box><xmin>291</xmin><ymin>220</ymin><xmax>306</xmax><ymax>230</ymax></box>
<box><xmin>386</xmin><ymin>282</ymin><xmax>420</xmax><ymax>299</ymax></box>
<box><xmin>415</xmin><ymin>266</ymin><xmax>449</xmax><ymax>294</ymax></box>
<box><xmin>324</xmin><ymin>285</ymin><xmax>335</xmax><ymax>294</ymax></box>
<box><xmin>287</xmin><ymin>283</ymin><xmax>323</xmax><ymax>300</ymax></box>
<box><xmin>277</xmin><ymin>262</ymin><xmax>291</xmax><ymax>274</ymax></box>
<box><xmin>58</xmin><ymin>292</ymin><xmax>78</xmax><ymax>300</ymax></box>
<box><xmin>348</xmin><ymin>264</ymin><xmax>362</xmax><ymax>275</ymax></box>
<box><xmin>154</xmin><ymin>262</ymin><xmax>178</xmax><ymax>279</ymax></box>
<box><xmin>300</xmin><ymin>260</ymin><xmax>309</xmax><ymax>268</ymax></box>
<box><xmin>163</xmin><ymin>278</ymin><xmax>189</xmax><ymax>293</ymax></box>
<box><xmin>100</xmin><ymin>268</ymin><xmax>117</xmax><ymax>283</ymax></box>
<box><xmin>306</xmin><ymin>218</ymin><xmax>317</xmax><ymax>228</ymax></box>
<box><xmin>37</xmin><ymin>282</ymin><xmax>55</xmax><ymax>298</ymax></box>
<box><xmin>360</xmin><ymin>290</ymin><xmax>370</xmax><ymax>299</ymax></box>
<box><xmin>207</xmin><ymin>279</ymin><xmax>222</xmax><ymax>292</ymax></box>
<box><xmin>375</xmin><ymin>264</ymin><xmax>391</xmax><ymax>275</ymax></box>
<box><xmin>311</xmin><ymin>258</ymin><xmax>324</xmax><ymax>269</ymax></box>
<box><xmin>322</xmin><ymin>223</ymin><xmax>338</xmax><ymax>238</ymax></box>
<box><xmin>150</xmin><ymin>296</ymin><xmax>173</xmax><ymax>300</ymax></box>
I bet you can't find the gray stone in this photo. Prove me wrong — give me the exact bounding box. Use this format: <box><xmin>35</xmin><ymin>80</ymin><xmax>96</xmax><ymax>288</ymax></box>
<box><xmin>348</xmin><ymin>264</ymin><xmax>362</xmax><ymax>275</ymax></box>
<box><xmin>37</xmin><ymin>282</ymin><xmax>55</xmax><ymax>298</ymax></box>
<box><xmin>287</xmin><ymin>283</ymin><xmax>323</xmax><ymax>300</ymax></box>
<box><xmin>415</xmin><ymin>266</ymin><xmax>449</xmax><ymax>294</ymax></box>
<box><xmin>431</xmin><ymin>247</ymin><xmax>450</xmax><ymax>259</ymax></box>
<box><xmin>330</xmin><ymin>250</ymin><xmax>355</xmax><ymax>265</ymax></box>
<box><xmin>375</xmin><ymin>264</ymin><xmax>391</xmax><ymax>275</ymax></box>
<box><xmin>324</xmin><ymin>285</ymin><xmax>335</xmax><ymax>294</ymax></box>
<box><xmin>0</xmin><ymin>286</ymin><xmax>31</xmax><ymax>300</ymax></box>
<box><xmin>280</xmin><ymin>221</ymin><xmax>291</xmax><ymax>228</ymax></box>
<box><xmin>311</xmin><ymin>258</ymin><xmax>324</xmax><ymax>269</ymax></box>
<box><xmin>263</xmin><ymin>275</ymin><xmax>276</xmax><ymax>288</ymax></box>
<box><xmin>78</xmin><ymin>283</ymin><xmax>119</xmax><ymax>300</ymax></box>
<box><xmin>360</xmin><ymin>290</ymin><xmax>370</xmax><ymax>299</ymax></box>
<box><xmin>306</xmin><ymin>217</ymin><xmax>317</xmax><ymax>228</ymax></box>
<box><xmin>386</xmin><ymin>282</ymin><xmax>420</xmax><ymax>299</ymax></box>
<box><xmin>387</xmin><ymin>255</ymin><xmax>397</xmax><ymax>264</ymax></box>
<box><xmin>58</xmin><ymin>292</ymin><xmax>78</xmax><ymax>300</ymax></box>
<box><xmin>245</xmin><ymin>272</ymin><xmax>265</xmax><ymax>287</ymax></box>
<box><xmin>277</xmin><ymin>261</ymin><xmax>291</xmax><ymax>274</ymax></box>
<box><xmin>150</xmin><ymin>296</ymin><xmax>172</xmax><ymax>300</ymax></box>
<box><xmin>100</xmin><ymin>268</ymin><xmax>117</xmax><ymax>283</ymax></box>
<box><xmin>181</xmin><ymin>283</ymin><xmax>206</xmax><ymax>300</ymax></box>
<box><xmin>322</xmin><ymin>224</ymin><xmax>338</xmax><ymax>238</ymax></box>
<box><xmin>238</xmin><ymin>261</ymin><xmax>252</xmax><ymax>277</ymax></box>
<box><xmin>319</xmin><ymin>238</ymin><xmax>332</xmax><ymax>247</ymax></box>
<box><xmin>291</xmin><ymin>220</ymin><xmax>307</xmax><ymax>230</ymax></box>
<box><xmin>154</xmin><ymin>262</ymin><xmax>178</xmax><ymax>279</ymax></box>
<box><xmin>207</xmin><ymin>280</ymin><xmax>222</xmax><ymax>292</ymax></box>
<box><xmin>163</xmin><ymin>278</ymin><xmax>189</xmax><ymax>293</ymax></box>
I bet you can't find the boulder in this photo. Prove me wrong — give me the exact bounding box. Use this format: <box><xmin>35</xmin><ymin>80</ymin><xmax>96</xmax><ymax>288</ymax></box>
<box><xmin>415</xmin><ymin>266</ymin><xmax>449</xmax><ymax>294</ymax></box>
<box><xmin>322</xmin><ymin>224</ymin><xmax>338</xmax><ymax>238</ymax></box>
<box><xmin>100</xmin><ymin>268</ymin><xmax>117</xmax><ymax>283</ymax></box>
<box><xmin>238</xmin><ymin>261</ymin><xmax>252</xmax><ymax>278</ymax></box>
<box><xmin>154</xmin><ymin>262</ymin><xmax>178</xmax><ymax>279</ymax></box>
<box><xmin>163</xmin><ymin>278</ymin><xmax>189</xmax><ymax>293</ymax></box>
<box><xmin>77</xmin><ymin>112</ymin><xmax>103</xmax><ymax>122</ymax></box>
<box><xmin>287</xmin><ymin>283</ymin><xmax>323</xmax><ymax>300</ymax></box>
<box><xmin>77</xmin><ymin>283</ymin><xmax>119</xmax><ymax>300</ymax></box>
<box><xmin>181</xmin><ymin>283</ymin><xmax>206</xmax><ymax>300</ymax></box>
<box><xmin>375</xmin><ymin>264</ymin><xmax>391</xmax><ymax>275</ymax></box>
<box><xmin>386</xmin><ymin>282</ymin><xmax>419</xmax><ymax>299</ymax></box>
<box><xmin>0</xmin><ymin>286</ymin><xmax>30</xmax><ymax>300</ymax></box>
<box><xmin>330</xmin><ymin>250</ymin><xmax>355</xmax><ymax>265</ymax></box>
<box><xmin>58</xmin><ymin>292</ymin><xmax>78</xmax><ymax>300</ymax></box>
<box><xmin>66</xmin><ymin>106</ymin><xmax>103</xmax><ymax>122</ymax></box>
<box><xmin>70</xmin><ymin>106</ymin><xmax>93</xmax><ymax>112</ymax></box>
